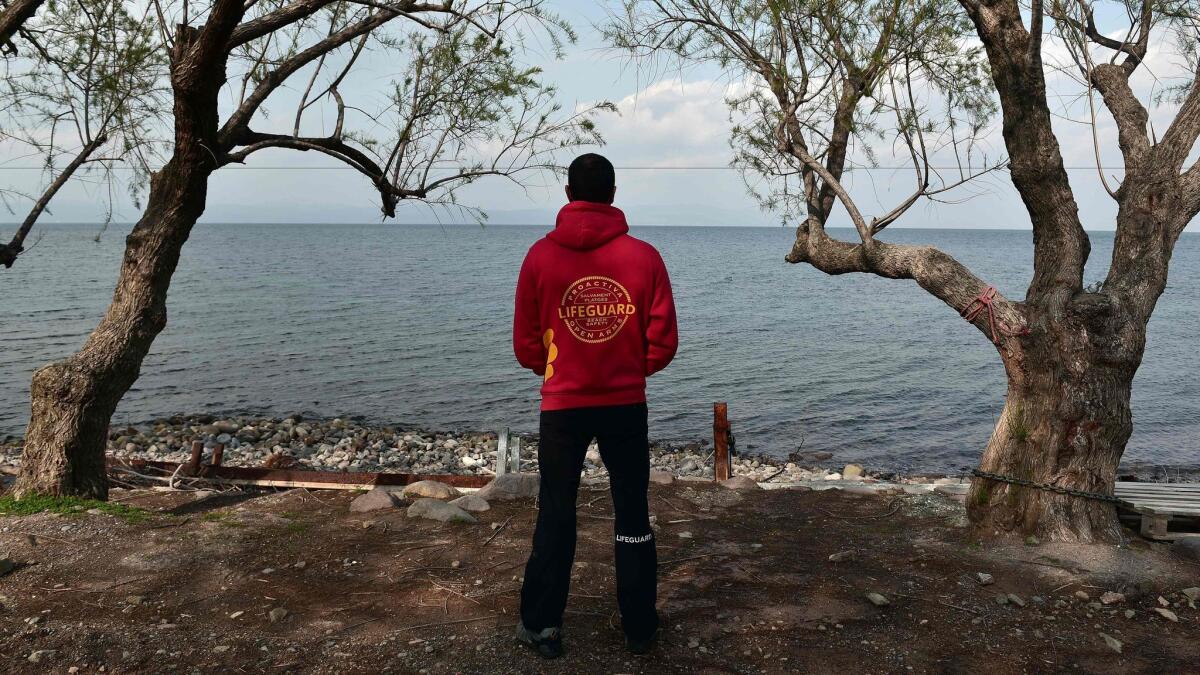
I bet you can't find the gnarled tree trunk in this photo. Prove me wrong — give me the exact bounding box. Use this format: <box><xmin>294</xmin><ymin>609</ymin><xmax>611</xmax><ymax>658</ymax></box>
<box><xmin>13</xmin><ymin>15</ymin><xmax>239</xmax><ymax>498</ymax></box>
<box><xmin>968</xmin><ymin>309</ymin><xmax>1139</xmax><ymax>542</ymax></box>
<box><xmin>14</xmin><ymin>160</ymin><xmax>211</xmax><ymax>499</ymax></box>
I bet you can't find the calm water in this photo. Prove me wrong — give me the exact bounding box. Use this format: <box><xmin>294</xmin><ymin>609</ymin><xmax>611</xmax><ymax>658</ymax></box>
<box><xmin>2</xmin><ymin>223</ymin><xmax>1198</xmax><ymax>472</ymax></box>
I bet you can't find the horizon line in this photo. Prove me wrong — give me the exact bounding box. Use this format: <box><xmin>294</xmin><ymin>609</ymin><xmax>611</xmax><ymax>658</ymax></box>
<box><xmin>5</xmin><ymin>222</ymin><xmax>1179</xmax><ymax>234</ymax></box>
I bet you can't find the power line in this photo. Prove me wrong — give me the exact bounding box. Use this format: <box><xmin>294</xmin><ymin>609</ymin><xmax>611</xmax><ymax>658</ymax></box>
<box><xmin>0</xmin><ymin>164</ymin><xmax>1131</xmax><ymax>170</ymax></box>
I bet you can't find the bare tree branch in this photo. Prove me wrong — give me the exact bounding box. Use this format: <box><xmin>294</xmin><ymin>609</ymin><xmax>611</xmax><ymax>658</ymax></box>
<box><xmin>785</xmin><ymin>217</ymin><xmax>1027</xmax><ymax>345</ymax></box>
<box><xmin>961</xmin><ymin>0</ymin><xmax>1089</xmax><ymax>304</ymax></box>
<box><xmin>0</xmin><ymin>134</ymin><xmax>107</xmax><ymax>267</ymax></box>
<box><xmin>1156</xmin><ymin>71</ymin><xmax>1200</xmax><ymax>175</ymax></box>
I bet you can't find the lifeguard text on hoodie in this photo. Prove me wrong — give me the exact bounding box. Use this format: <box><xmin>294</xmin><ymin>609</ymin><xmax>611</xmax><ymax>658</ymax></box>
<box><xmin>513</xmin><ymin>201</ymin><xmax>679</xmax><ymax>411</ymax></box>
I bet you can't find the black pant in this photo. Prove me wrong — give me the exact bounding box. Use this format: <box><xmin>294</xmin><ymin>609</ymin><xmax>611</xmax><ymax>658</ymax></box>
<box><xmin>519</xmin><ymin>402</ymin><xmax>658</xmax><ymax>640</ymax></box>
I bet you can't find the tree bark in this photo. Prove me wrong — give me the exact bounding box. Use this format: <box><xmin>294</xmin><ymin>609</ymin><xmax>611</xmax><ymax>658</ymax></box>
<box><xmin>13</xmin><ymin>10</ymin><xmax>243</xmax><ymax>498</ymax></box>
<box><xmin>13</xmin><ymin>157</ymin><xmax>211</xmax><ymax>499</ymax></box>
<box><xmin>0</xmin><ymin>0</ymin><xmax>46</xmax><ymax>50</ymax></box>
<box><xmin>967</xmin><ymin>300</ymin><xmax>1137</xmax><ymax>542</ymax></box>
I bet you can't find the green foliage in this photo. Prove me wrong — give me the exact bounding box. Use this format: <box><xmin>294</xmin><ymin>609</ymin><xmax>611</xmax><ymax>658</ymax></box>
<box><xmin>610</xmin><ymin>0</ymin><xmax>997</xmax><ymax>223</ymax></box>
<box><xmin>0</xmin><ymin>494</ymin><xmax>151</xmax><ymax>523</ymax></box>
<box><xmin>0</xmin><ymin>0</ymin><xmax>167</xmax><ymax>220</ymax></box>
<box><xmin>1009</xmin><ymin>404</ymin><xmax>1030</xmax><ymax>443</ymax></box>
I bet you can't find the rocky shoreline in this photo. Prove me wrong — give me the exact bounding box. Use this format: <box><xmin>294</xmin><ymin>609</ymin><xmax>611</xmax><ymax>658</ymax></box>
<box><xmin>4</xmin><ymin>413</ymin><xmax>1194</xmax><ymax>484</ymax></box>
<box><xmin>0</xmin><ymin>414</ymin><xmax>903</xmax><ymax>484</ymax></box>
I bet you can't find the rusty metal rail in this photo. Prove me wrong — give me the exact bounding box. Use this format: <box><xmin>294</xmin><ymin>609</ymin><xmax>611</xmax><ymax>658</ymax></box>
<box><xmin>107</xmin><ymin>456</ymin><xmax>492</xmax><ymax>490</ymax></box>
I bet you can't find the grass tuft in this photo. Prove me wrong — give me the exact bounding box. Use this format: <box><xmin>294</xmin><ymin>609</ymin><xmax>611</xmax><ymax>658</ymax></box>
<box><xmin>0</xmin><ymin>494</ymin><xmax>151</xmax><ymax>523</ymax></box>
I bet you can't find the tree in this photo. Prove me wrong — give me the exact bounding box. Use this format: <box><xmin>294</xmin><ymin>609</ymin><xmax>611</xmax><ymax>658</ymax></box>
<box><xmin>14</xmin><ymin>0</ymin><xmax>609</xmax><ymax>499</ymax></box>
<box><xmin>613</xmin><ymin>0</ymin><xmax>1200</xmax><ymax>542</ymax></box>
<box><xmin>0</xmin><ymin>0</ymin><xmax>162</xmax><ymax>268</ymax></box>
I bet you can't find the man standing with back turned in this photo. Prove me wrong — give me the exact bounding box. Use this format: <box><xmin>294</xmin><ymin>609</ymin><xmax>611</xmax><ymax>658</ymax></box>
<box><xmin>512</xmin><ymin>153</ymin><xmax>678</xmax><ymax>659</ymax></box>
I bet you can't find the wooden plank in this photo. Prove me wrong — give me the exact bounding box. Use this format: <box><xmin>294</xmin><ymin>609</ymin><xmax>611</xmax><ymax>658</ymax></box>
<box><xmin>1115</xmin><ymin>483</ymin><xmax>1200</xmax><ymax>494</ymax></box>
<box><xmin>1118</xmin><ymin>494</ymin><xmax>1200</xmax><ymax>504</ymax></box>
<box><xmin>713</xmin><ymin>402</ymin><xmax>730</xmax><ymax>482</ymax></box>
<box><xmin>1116</xmin><ymin>489</ymin><xmax>1200</xmax><ymax>497</ymax></box>
<box><xmin>1116</xmin><ymin>485</ymin><xmax>1200</xmax><ymax>494</ymax></box>
<box><xmin>1126</xmin><ymin>502</ymin><xmax>1200</xmax><ymax>516</ymax></box>
<box><xmin>1120</xmin><ymin>495</ymin><xmax>1200</xmax><ymax>506</ymax></box>
<box><xmin>1118</xmin><ymin>491</ymin><xmax>1200</xmax><ymax>502</ymax></box>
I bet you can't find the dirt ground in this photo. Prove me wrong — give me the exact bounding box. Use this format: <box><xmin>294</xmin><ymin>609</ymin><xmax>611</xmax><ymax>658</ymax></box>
<box><xmin>1</xmin><ymin>480</ymin><xmax>1197</xmax><ymax>674</ymax></box>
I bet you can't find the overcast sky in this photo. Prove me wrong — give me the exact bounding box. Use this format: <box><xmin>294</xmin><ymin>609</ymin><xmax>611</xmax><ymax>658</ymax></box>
<box><xmin>2</xmin><ymin>1</ymin><xmax>1196</xmax><ymax>231</ymax></box>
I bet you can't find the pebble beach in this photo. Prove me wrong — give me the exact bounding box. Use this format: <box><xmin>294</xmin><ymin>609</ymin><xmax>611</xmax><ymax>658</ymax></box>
<box><xmin>0</xmin><ymin>414</ymin><xmax>891</xmax><ymax>483</ymax></box>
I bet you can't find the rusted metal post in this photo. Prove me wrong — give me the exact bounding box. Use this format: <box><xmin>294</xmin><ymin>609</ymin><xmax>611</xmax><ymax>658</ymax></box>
<box><xmin>713</xmin><ymin>402</ymin><xmax>730</xmax><ymax>482</ymax></box>
<box><xmin>188</xmin><ymin>440</ymin><xmax>203</xmax><ymax>474</ymax></box>
<box><xmin>211</xmin><ymin>443</ymin><xmax>225</xmax><ymax>467</ymax></box>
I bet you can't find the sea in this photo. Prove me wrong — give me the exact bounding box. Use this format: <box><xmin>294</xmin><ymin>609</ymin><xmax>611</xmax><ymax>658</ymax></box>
<box><xmin>3</xmin><ymin>223</ymin><xmax>1197</xmax><ymax>473</ymax></box>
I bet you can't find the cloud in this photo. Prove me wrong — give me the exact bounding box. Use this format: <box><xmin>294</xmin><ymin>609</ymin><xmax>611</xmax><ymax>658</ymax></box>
<box><xmin>583</xmin><ymin>78</ymin><xmax>745</xmax><ymax>167</ymax></box>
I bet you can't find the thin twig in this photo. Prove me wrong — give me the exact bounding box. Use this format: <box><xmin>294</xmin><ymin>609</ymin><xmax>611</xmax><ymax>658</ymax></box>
<box><xmin>88</xmin><ymin>577</ymin><xmax>146</xmax><ymax>593</ymax></box>
<box><xmin>660</xmin><ymin>553</ymin><xmax>721</xmax><ymax>566</ymax></box>
<box><xmin>396</xmin><ymin>614</ymin><xmax>497</xmax><ymax>632</ymax></box>
<box><xmin>482</xmin><ymin>515</ymin><xmax>513</xmax><ymax>547</ymax></box>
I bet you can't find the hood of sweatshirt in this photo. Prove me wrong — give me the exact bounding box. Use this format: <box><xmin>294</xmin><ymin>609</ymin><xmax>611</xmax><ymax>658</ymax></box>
<box><xmin>547</xmin><ymin>201</ymin><xmax>629</xmax><ymax>251</ymax></box>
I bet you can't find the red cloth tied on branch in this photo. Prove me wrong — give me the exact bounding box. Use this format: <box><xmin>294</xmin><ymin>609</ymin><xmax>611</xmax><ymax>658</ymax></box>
<box><xmin>960</xmin><ymin>285</ymin><xmax>1027</xmax><ymax>344</ymax></box>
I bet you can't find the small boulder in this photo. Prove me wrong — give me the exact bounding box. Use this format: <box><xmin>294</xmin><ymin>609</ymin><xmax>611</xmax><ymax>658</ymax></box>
<box><xmin>449</xmin><ymin>494</ymin><xmax>491</xmax><ymax>513</ymax></box>
<box><xmin>976</xmin><ymin>572</ymin><xmax>994</xmax><ymax>586</ymax></box>
<box><xmin>649</xmin><ymin>470</ymin><xmax>675</xmax><ymax>485</ymax></box>
<box><xmin>1100</xmin><ymin>591</ymin><xmax>1125</xmax><ymax>605</ymax></box>
<box><xmin>865</xmin><ymin>592</ymin><xmax>889</xmax><ymax>607</ymax></box>
<box><xmin>402</xmin><ymin>480</ymin><xmax>461</xmax><ymax>500</ymax></box>
<box><xmin>0</xmin><ymin>558</ymin><xmax>16</xmax><ymax>577</ymax></box>
<box><xmin>1153</xmin><ymin>607</ymin><xmax>1179</xmax><ymax>622</ymax></box>
<box><xmin>1182</xmin><ymin>587</ymin><xmax>1199</xmax><ymax>607</ymax></box>
<box><xmin>407</xmin><ymin>498</ymin><xmax>477</xmax><ymax>524</ymax></box>
<box><xmin>1171</xmin><ymin>537</ymin><xmax>1200</xmax><ymax>562</ymax></box>
<box><xmin>268</xmin><ymin>607</ymin><xmax>288</xmax><ymax>623</ymax></box>
<box><xmin>27</xmin><ymin>650</ymin><xmax>56</xmax><ymax>664</ymax></box>
<box><xmin>719</xmin><ymin>476</ymin><xmax>761</xmax><ymax>491</ymax></box>
<box><xmin>1100</xmin><ymin>633</ymin><xmax>1123</xmax><ymax>654</ymax></box>
<box><xmin>842</xmin><ymin>464</ymin><xmax>865</xmax><ymax>479</ymax></box>
<box><xmin>349</xmin><ymin>488</ymin><xmax>401</xmax><ymax>513</ymax></box>
<box><xmin>476</xmin><ymin>473</ymin><xmax>540</xmax><ymax>501</ymax></box>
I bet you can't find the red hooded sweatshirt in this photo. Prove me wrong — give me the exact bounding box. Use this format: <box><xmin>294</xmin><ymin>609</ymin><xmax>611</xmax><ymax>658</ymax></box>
<box><xmin>513</xmin><ymin>201</ymin><xmax>678</xmax><ymax>411</ymax></box>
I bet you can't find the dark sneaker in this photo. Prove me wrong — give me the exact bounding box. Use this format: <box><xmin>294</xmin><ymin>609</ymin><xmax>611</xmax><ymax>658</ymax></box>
<box><xmin>515</xmin><ymin>622</ymin><xmax>563</xmax><ymax>659</ymax></box>
<box><xmin>626</xmin><ymin>629</ymin><xmax>658</xmax><ymax>655</ymax></box>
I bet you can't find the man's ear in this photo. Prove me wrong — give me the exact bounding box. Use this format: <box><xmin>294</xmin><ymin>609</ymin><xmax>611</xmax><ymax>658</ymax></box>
<box><xmin>565</xmin><ymin>185</ymin><xmax>573</xmax><ymax>202</ymax></box>
<box><xmin>609</xmin><ymin>186</ymin><xmax>617</xmax><ymax>204</ymax></box>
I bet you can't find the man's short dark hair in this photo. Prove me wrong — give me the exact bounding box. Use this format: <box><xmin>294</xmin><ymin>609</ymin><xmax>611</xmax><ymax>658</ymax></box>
<box><xmin>567</xmin><ymin>153</ymin><xmax>616</xmax><ymax>203</ymax></box>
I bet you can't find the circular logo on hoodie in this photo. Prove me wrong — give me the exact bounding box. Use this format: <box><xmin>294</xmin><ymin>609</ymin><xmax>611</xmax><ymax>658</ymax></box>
<box><xmin>559</xmin><ymin>276</ymin><xmax>637</xmax><ymax>343</ymax></box>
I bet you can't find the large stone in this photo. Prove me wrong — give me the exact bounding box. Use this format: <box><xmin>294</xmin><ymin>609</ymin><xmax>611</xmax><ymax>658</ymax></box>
<box><xmin>401</xmin><ymin>480</ymin><xmax>461</xmax><ymax>501</ymax></box>
<box><xmin>0</xmin><ymin>558</ymin><xmax>16</xmax><ymax>577</ymax></box>
<box><xmin>842</xmin><ymin>464</ymin><xmax>865</xmax><ymax>479</ymax></box>
<box><xmin>649</xmin><ymin>470</ymin><xmax>675</xmax><ymax>486</ymax></box>
<box><xmin>407</xmin><ymin>498</ymin><xmax>477</xmax><ymax>524</ymax></box>
<box><xmin>349</xmin><ymin>488</ymin><xmax>401</xmax><ymax>513</ymax></box>
<box><xmin>719</xmin><ymin>476</ymin><xmax>761</xmax><ymax>491</ymax></box>
<box><xmin>449</xmin><ymin>494</ymin><xmax>491</xmax><ymax>513</ymax></box>
<box><xmin>1171</xmin><ymin>537</ymin><xmax>1200</xmax><ymax>562</ymax></box>
<box><xmin>476</xmin><ymin>473</ymin><xmax>540</xmax><ymax>501</ymax></box>
<box><xmin>865</xmin><ymin>592</ymin><xmax>889</xmax><ymax>607</ymax></box>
